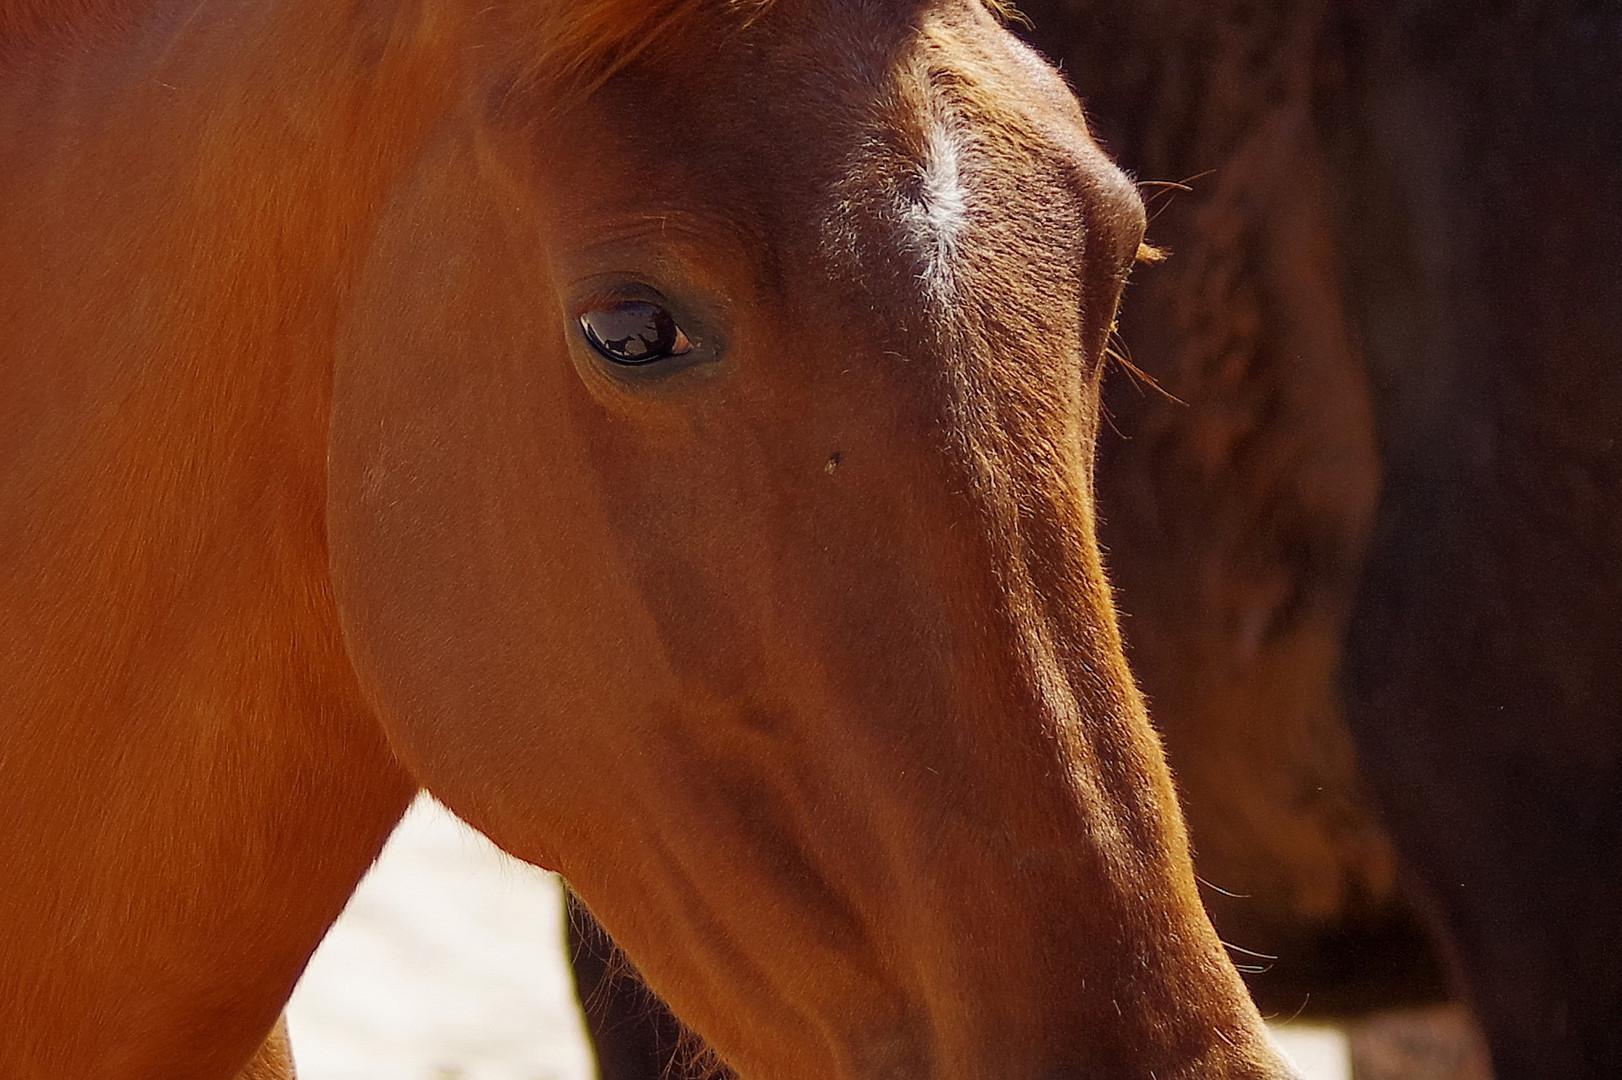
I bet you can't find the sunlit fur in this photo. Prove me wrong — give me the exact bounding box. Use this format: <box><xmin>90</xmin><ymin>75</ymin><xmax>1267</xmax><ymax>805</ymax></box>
<box><xmin>2</xmin><ymin>2</ymin><xmax>1297</xmax><ymax>1079</ymax></box>
<box><xmin>518</xmin><ymin>0</ymin><xmax>777</xmax><ymax>96</ymax></box>
<box><xmin>511</xmin><ymin>0</ymin><xmax>1017</xmax><ymax>99</ymax></box>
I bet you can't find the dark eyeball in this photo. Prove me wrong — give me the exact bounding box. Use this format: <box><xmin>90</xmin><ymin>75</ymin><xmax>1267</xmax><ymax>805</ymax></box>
<box><xmin>579</xmin><ymin>300</ymin><xmax>694</xmax><ymax>366</ymax></box>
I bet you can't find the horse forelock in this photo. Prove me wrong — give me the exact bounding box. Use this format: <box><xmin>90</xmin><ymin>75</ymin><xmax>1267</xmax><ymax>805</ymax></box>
<box><xmin>520</xmin><ymin>0</ymin><xmax>775</xmax><ymax>100</ymax></box>
<box><xmin>521</xmin><ymin>0</ymin><xmax>1018</xmax><ymax>103</ymax></box>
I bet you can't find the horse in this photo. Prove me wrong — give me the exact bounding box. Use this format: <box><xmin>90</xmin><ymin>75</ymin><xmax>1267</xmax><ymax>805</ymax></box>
<box><xmin>566</xmin><ymin>4</ymin><xmax>1622</xmax><ymax>1079</ymax></box>
<box><xmin>0</xmin><ymin>1</ymin><xmax>1304</xmax><ymax>1078</ymax></box>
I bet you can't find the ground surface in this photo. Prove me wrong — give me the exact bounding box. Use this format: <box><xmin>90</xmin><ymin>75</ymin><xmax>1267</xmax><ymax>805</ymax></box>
<box><xmin>286</xmin><ymin>795</ymin><xmax>1351</xmax><ymax>1080</ymax></box>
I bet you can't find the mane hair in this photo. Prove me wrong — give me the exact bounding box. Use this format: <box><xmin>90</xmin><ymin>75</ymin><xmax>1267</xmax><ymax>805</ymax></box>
<box><xmin>4</xmin><ymin>1</ymin><xmax>1019</xmax><ymax>91</ymax></box>
<box><xmin>523</xmin><ymin>0</ymin><xmax>777</xmax><ymax>99</ymax></box>
<box><xmin>523</xmin><ymin>0</ymin><xmax>1020</xmax><ymax>100</ymax></box>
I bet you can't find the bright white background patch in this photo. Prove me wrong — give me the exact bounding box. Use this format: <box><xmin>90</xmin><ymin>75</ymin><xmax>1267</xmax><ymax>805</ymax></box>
<box><xmin>285</xmin><ymin>795</ymin><xmax>592</xmax><ymax>1080</ymax></box>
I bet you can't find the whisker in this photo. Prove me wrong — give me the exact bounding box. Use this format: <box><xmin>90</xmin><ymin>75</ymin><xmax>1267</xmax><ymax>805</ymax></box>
<box><xmin>1196</xmin><ymin>874</ymin><xmax>1250</xmax><ymax>898</ymax></box>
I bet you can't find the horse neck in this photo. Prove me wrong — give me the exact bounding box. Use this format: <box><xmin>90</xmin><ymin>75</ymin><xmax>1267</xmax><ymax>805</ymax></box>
<box><xmin>0</xmin><ymin>3</ymin><xmax>463</xmax><ymax>1075</ymax></box>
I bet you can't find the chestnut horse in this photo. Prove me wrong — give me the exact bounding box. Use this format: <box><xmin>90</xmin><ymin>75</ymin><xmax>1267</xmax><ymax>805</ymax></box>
<box><xmin>1</xmin><ymin>1</ymin><xmax>1300</xmax><ymax>1078</ymax></box>
<box><xmin>568</xmin><ymin>4</ymin><xmax>1622</xmax><ymax>1080</ymax></box>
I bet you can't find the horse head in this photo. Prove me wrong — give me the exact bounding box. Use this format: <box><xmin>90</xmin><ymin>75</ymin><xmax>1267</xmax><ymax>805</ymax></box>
<box><xmin>326</xmin><ymin>2</ymin><xmax>1296</xmax><ymax>1077</ymax></box>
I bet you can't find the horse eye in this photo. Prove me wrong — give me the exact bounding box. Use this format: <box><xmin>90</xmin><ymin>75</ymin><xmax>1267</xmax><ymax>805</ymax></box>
<box><xmin>579</xmin><ymin>300</ymin><xmax>693</xmax><ymax>366</ymax></box>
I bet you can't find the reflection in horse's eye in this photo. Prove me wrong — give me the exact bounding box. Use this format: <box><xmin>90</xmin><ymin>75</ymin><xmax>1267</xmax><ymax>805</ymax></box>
<box><xmin>579</xmin><ymin>301</ymin><xmax>693</xmax><ymax>366</ymax></box>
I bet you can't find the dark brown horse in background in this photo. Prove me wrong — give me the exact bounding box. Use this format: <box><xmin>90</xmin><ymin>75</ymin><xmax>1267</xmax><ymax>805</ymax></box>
<box><xmin>572</xmin><ymin>3</ymin><xmax>1622</xmax><ymax>1079</ymax></box>
<box><xmin>2</xmin><ymin>1</ymin><xmax>1301</xmax><ymax>1078</ymax></box>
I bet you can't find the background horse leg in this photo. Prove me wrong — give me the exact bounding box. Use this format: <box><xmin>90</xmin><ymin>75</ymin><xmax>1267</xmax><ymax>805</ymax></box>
<box><xmin>566</xmin><ymin>893</ymin><xmax>687</xmax><ymax>1080</ymax></box>
<box><xmin>235</xmin><ymin>1015</ymin><xmax>296</xmax><ymax>1080</ymax></box>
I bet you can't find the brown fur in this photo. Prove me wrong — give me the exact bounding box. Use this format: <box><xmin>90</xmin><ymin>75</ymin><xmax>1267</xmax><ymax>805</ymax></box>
<box><xmin>516</xmin><ymin>0</ymin><xmax>776</xmax><ymax>98</ymax></box>
<box><xmin>508</xmin><ymin>0</ymin><xmax>1016</xmax><ymax>101</ymax></box>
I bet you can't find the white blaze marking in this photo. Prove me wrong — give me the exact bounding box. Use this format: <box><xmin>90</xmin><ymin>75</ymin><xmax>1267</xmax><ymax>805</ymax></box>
<box><xmin>902</xmin><ymin>114</ymin><xmax>970</xmax><ymax>297</ymax></box>
<box><xmin>819</xmin><ymin>90</ymin><xmax>976</xmax><ymax>316</ymax></box>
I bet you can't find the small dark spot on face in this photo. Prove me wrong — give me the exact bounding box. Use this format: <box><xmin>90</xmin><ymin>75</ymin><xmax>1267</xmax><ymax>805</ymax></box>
<box><xmin>739</xmin><ymin>706</ymin><xmax>790</xmax><ymax>737</ymax></box>
<box><xmin>825</xmin><ymin>451</ymin><xmax>843</xmax><ymax>474</ymax></box>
